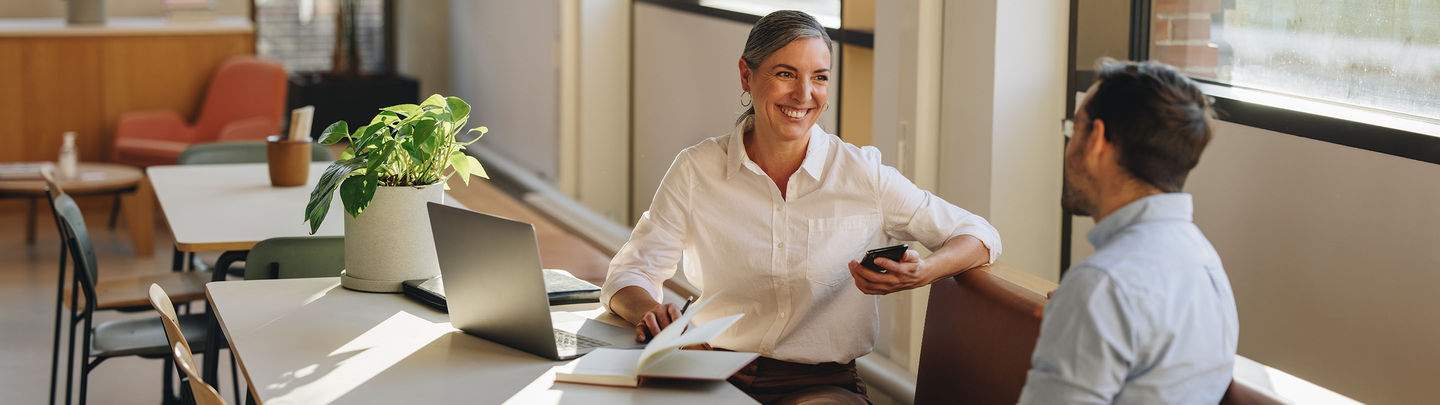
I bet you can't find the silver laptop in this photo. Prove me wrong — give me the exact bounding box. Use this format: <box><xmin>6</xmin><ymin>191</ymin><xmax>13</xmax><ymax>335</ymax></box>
<box><xmin>427</xmin><ymin>202</ymin><xmax>640</xmax><ymax>360</ymax></box>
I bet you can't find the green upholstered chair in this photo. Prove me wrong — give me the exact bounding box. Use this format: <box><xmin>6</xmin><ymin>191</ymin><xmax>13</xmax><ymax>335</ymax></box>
<box><xmin>242</xmin><ymin>236</ymin><xmax>346</xmax><ymax>280</ymax></box>
<box><xmin>177</xmin><ymin>140</ymin><xmax>334</xmax><ymax>165</ymax></box>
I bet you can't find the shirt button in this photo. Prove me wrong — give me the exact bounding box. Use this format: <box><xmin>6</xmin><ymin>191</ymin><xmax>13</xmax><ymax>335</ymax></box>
<box><xmin>775</xmin><ymin>204</ymin><xmax>783</xmax><ymax>212</ymax></box>
<box><xmin>775</xmin><ymin>280</ymin><xmax>784</xmax><ymax>287</ymax></box>
<box><xmin>777</xmin><ymin>242</ymin><xmax>785</xmax><ymax>249</ymax></box>
<box><xmin>779</xmin><ymin>312</ymin><xmax>786</xmax><ymax>318</ymax></box>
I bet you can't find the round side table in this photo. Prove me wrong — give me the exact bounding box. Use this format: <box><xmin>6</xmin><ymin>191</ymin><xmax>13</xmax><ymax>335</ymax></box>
<box><xmin>0</xmin><ymin>162</ymin><xmax>154</xmax><ymax>256</ymax></box>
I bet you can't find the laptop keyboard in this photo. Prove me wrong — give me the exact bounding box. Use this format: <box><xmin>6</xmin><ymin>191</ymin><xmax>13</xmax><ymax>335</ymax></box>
<box><xmin>554</xmin><ymin>329</ymin><xmax>610</xmax><ymax>350</ymax></box>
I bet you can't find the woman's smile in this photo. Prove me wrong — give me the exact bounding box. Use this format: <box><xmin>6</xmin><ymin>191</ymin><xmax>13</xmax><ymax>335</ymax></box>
<box><xmin>776</xmin><ymin>105</ymin><xmax>812</xmax><ymax>120</ymax></box>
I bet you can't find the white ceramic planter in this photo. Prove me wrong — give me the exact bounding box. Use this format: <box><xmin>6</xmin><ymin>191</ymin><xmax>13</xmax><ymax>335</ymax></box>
<box><xmin>340</xmin><ymin>183</ymin><xmax>445</xmax><ymax>292</ymax></box>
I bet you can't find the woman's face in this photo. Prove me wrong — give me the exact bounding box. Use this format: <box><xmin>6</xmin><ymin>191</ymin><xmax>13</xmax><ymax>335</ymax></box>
<box><xmin>740</xmin><ymin>37</ymin><xmax>831</xmax><ymax>143</ymax></box>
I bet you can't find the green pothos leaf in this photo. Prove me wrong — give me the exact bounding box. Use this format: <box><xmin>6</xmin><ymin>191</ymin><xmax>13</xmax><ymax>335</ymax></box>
<box><xmin>304</xmin><ymin>156</ymin><xmax>367</xmax><ymax>234</ymax></box>
<box><xmin>449</xmin><ymin>150</ymin><xmax>471</xmax><ymax>185</ymax></box>
<box><xmin>370</xmin><ymin>110</ymin><xmax>400</xmax><ymax>127</ymax></box>
<box><xmin>381</xmin><ymin>104</ymin><xmax>421</xmax><ymax>118</ymax></box>
<box><xmin>445</xmin><ymin>97</ymin><xmax>471</xmax><ymax>122</ymax></box>
<box><xmin>367</xmin><ymin>142</ymin><xmax>395</xmax><ymax>173</ymax></box>
<box><xmin>421</xmin><ymin>94</ymin><xmax>447</xmax><ymax>108</ymax></box>
<box><xmin>319</xmin><ymin>121</ymin><xmax>348</xmax><ymax>145</ymax></box>
<box><xmin>458</xmin><ymin>126</ymin><xmax>488</xmax><ymax>146</ymax></box>
<box><xmin>409</xmin><ymin>117</ymin><xmax>439</xmax><ymax>146</ymax></box>
<box><xmin>466</xmin><ymin>155</ymin><xmax>487</xmax><ymax>179</ymax></box>
<box><xmin>353</xmin><ymin>123</ymin><xmax>387</xmax><ymax>154</ymax></box>
<box><xmin>339</xmin><ymin>170</ymin><xmax>379</xmax><ymax>218</ymax></box>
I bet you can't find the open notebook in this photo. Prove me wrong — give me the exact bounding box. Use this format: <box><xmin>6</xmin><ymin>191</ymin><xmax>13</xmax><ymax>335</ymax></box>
<box><xmin>554</xmin><ymin>293</ymin><xmax>758</xmax><ymax>388</ymax></box>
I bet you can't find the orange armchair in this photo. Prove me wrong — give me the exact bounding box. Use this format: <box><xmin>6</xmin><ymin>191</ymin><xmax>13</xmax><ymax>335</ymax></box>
<box><xmin>112</xmin><ymin>56</ymin><xmax>288</xmax><ymax>167</ymax></box>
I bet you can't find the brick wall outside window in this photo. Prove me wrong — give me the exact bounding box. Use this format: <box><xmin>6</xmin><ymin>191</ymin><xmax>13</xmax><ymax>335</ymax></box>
<box><xmin>1151</xmin><ymin>0</ymin><xmax>1440</xmax><ymax>121</ymax></box>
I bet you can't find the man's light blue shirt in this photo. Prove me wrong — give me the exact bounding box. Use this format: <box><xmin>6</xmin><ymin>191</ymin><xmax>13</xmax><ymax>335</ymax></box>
<box><xmin>1018</xmin><ymin>193</ymin><xmax>1239</xmax><ymax>405</ymax></box>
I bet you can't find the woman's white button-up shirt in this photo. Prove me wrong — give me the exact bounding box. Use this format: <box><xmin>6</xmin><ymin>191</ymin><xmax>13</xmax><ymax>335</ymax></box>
<box><xmin>601</xmin><ymin>124</ymin><xmax>1002</xmax><ymax>364</ymax></box>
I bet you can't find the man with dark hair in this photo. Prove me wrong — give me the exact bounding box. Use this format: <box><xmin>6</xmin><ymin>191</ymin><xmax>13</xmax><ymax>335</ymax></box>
<box><xmin>1017</xmin><ymin>60</ymin><xmax>1238</xmax><ymax>405</ymax></box>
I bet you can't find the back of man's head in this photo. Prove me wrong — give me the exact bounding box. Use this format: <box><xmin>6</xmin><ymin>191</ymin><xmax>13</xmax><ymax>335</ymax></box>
<box><xmin>1085</xmin><ymin>59</ymin><xmax>1214</xmax><ymax>193</ymax></box>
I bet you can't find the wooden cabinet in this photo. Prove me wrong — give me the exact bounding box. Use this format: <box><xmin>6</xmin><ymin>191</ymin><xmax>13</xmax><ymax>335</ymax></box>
<box><xmin>0</xmin><ymin>18</ymin><xmax>254</xmax><ymax>164</ymax></box>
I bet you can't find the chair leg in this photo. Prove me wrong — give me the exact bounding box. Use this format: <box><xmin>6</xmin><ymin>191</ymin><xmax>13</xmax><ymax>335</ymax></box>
<box><xmin>202</xmin><ymin>250</ymin><xmax>248</xmax><ymax>385</ymax></box>
<box><xmin>190</xmin><ymin>253</ymin><xmax>213</xmax><ymax>273</ymax></box>
<box><xmin>78</xmin><ymin>314</ymin><xmax>93</xmax><ymax>405</ymax></box>
<box><xmin>172</xmin><ymin>247</ymin><xmax>184</xmax><ymax>272</ymax></box>
<box><xmin>107</xmin><ymin>194</ymin><xmax>121</xmax><ymax>230</ymax></box>
<box><xmin>49</xmin><ymin>242</ymin><xmax>68</xmax><ymax>405</ymax></box>
<box><xmin>162</xmin><ymin>357</ymin><xmax>181</xmax><ymax>405</ymax></box>
<box><xmin>26</xmin><ymin>197</ymin><xmax>38</xmax><ymax>245</ymax></box>
<box><xmin>179</xmin><ymin>376</ymin><xmax>195</xmax><ymax>405</ymax></box>
<box><xmin>230</xmin><ymin>352</ymin><xmax>241</xmax><ymax>405</ymax></box>
<box><xmin>65</xmin><ymin>283</ymin><xmax>80</xmax><ymax>405</ymax></box>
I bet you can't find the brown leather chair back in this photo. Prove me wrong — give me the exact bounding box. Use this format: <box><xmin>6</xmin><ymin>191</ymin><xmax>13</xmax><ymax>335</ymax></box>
<box><xmin>914</xmin><ymin>263</ymin><xmax>1283</xmax><ymax>405</ymax></box>
<box><xmin>1220</xmin><ymin>379</ymin><xmax>1287</xmax><ymax>405</ymax></box>
<box><xmin>915</xmin><ymin>263</ymin><xmax>1050</xmax><ymax>405</ymax></box>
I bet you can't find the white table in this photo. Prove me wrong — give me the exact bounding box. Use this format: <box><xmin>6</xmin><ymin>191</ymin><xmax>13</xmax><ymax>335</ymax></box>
<box><xmin>148</xmin><ymin>162</ymin><xmax>468</xmax><ymax>386</ymax></box>
<box><xmin>148</xmin><ymin>163</ymin><xmax>346</xmax><ymax>253</ymax></box>
<box><xmin>208</xmin><ymin>277</ymin><xmax>758</xmax><ymax>404</ymax></box>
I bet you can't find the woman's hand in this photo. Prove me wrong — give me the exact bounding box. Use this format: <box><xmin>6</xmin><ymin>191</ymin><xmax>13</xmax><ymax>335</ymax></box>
<box><xmin>849</xmin><ymin>249</ymin><xmax>931</xmax><ymax>295</ymax></box>
<box><xmin>634</xmin><ymin>303</ymin><xmax>683</xmax><ymax>342</ymax></box>
<box><xmin>609</xmin><ymin>286</ymin><xmax>683</xmax><ymax>342</ymax></box>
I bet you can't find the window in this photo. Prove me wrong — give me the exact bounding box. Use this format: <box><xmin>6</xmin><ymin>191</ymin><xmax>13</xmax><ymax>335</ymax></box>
<box><xmin>1150</xmin><ymin>0</ymin><xmax>1440</xmax><ymax>123</ymax></box>
<box><xmin>697</xmin><ymin>0</ymin><xmax>842</xmax><ymax>29</ymax></box>
<box><xmin>255</xmin><ymin>0</ymin><xmax>390</xmax><ymax>74</ymax></box>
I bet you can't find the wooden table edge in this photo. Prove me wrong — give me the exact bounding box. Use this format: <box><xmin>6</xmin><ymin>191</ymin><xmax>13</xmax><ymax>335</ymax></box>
<box><xmin>175</xmin><ymin>240</ymin><xmax>259</xmax><ymax>253</ymax></box>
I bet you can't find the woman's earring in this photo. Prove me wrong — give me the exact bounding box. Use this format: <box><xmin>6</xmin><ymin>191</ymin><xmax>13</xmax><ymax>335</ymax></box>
<box><xmin>740</xmin><ymin>91</ymin><xmax>752</xmax><ymax>107</ymax></box>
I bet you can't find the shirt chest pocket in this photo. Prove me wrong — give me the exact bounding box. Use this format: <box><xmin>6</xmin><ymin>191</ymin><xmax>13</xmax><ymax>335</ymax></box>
<box><xmin>806</xmin><ymin>215</ymin><xmax>881</xmax><ymax>286</ymax></box>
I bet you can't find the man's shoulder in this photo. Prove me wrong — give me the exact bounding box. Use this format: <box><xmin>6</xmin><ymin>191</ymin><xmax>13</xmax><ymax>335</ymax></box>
<box><xmin>1055</xmin><ymin>264</ymin><xmax>1127</xmax><ymax>300</ymax></box>
<box><xmin>1073</xmin><ymin>222</ymin><xmax>1226</xmax><ymax>307</ymax></box>
<box><xmin>1087</xmin><ymin>222</ymin><xmax>1221</xmax><ymax>272</ymax></box>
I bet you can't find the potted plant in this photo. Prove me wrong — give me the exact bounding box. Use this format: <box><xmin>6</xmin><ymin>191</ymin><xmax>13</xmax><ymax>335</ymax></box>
<box><xmin>304</xmin><ymin>94</ymin><xmax>489</xmax><ymax>292</ymax></box>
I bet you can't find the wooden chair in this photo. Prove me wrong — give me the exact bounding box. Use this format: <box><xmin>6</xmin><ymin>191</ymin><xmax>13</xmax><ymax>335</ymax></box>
<box><xmin>174</xmin><ymin>343</ymin><xmax>228</xmax><ymax>405</ymax></box>
<box><xmin>152</xmin><ymin>284</ymin><xmax>244</xmax><ymax>405</ymax></box>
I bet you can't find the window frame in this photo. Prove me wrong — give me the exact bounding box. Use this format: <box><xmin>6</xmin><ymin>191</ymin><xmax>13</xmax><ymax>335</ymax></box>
<box><xmin>1128</xmin><ymin>0</ymin><xmax>1440</xmax><ymax>166</ymax></box>
<box><xmin>633</xmin><ymin>0</ymin><xmax>873</xmax><ymax>48</ymax></box>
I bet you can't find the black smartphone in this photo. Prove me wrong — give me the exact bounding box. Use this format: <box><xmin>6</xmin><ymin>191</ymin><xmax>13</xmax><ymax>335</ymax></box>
<box><xmin>861</xmin><ymin>244</ymin><xmax>909</xmax><ymax>273</ymax></box>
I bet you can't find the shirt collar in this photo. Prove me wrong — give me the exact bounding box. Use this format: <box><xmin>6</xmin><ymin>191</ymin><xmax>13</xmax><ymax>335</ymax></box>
<box><xmin>725</xmin><ymin>121</ymin><xmax>829</xmax><ymax>181</ymax></box>
<box><xmin>1086</xmin><ymin>193</ymin><xmax>1194</xmax><ymax>249</ymax></box>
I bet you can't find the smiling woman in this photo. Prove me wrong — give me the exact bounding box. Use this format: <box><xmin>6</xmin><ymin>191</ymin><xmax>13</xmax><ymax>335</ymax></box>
<box><xmin>599</xmin><ymin>9</ymin><xmax>1003</xmax><ymax>405</ymax></box>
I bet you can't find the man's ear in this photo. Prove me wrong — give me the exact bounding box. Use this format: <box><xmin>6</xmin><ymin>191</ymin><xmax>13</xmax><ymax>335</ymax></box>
<box><xmin>738</xmin><ymin>58</ymin><xmax>751</xmax><ymax>92</ymax></box>
<box><xmin>1084</xmin><ymin>119</ymin><xmax>1110</xmax><ymax>167</ymax></box>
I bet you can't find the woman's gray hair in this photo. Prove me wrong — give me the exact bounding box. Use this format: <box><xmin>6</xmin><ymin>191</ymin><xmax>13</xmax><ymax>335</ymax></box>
<box><xmin>736</xmin><ymin>10</ymin><xmax>834</xmax><ymax>128</ymax></box>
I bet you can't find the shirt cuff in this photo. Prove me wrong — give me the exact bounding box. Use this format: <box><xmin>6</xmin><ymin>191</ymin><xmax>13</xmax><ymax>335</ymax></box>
<box><xmin>599</xmin><ymin>271</ymin><xmax>665</xmax><ymax>313</ymax></box>
<box><xmin>950</xmin><ymin>224</ymin><xmax>1002</xmax><ymax>266</ymax></box>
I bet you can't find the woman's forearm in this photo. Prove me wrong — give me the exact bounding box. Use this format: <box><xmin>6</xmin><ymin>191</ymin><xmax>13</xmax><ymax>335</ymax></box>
<box><xmin>608</xmin><ymin>285</ymin><xmax>661</xmax><ymax>325</ymax></box>
<box><xmin>922</xmin><ymin>235</ymin><xmax>992</xmax><ymax>284</ymax></box>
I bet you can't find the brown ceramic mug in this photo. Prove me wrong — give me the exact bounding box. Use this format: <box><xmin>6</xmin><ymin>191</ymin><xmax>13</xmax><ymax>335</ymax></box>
<box><xmin>266</xmin><ymin>136</ymin><xmax>312</xmax><ymax>187</ymax></box>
